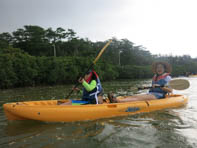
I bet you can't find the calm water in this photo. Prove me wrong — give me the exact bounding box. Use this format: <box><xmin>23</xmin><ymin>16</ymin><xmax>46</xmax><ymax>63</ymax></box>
<box><xmin>0</xmin><ymin>78</ymin><xmax>197</xmax><ymax>148</ymax></box>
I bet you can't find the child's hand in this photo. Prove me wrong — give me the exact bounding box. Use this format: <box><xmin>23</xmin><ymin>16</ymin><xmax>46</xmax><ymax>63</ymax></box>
<box><xmin>78</xmin><ymin>77</ymin><xmax>84</xmax><ymax>83</ymax></box>
<box><xmin>152</xmin><ymin>84</ymin><xmax>160</xmax><ymax>88</ymax></box>
<box><xmin>72</xmin><ymin>87</ymin><xmax>80</xmax><ymax>92</ymax></box>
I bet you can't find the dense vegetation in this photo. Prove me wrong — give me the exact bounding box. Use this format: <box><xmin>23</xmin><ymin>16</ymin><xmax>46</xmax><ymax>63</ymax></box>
<box><xmin>0</xmin><ymin>25</ymin><xmax>197</xmax><ymax>88</ymax></box>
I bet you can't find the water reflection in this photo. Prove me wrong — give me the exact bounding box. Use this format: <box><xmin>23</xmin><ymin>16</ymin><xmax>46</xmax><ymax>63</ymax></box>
<box><xmin>1</xmin><ymin>78</ymin><xmax>197</xmax><ymax>147</ymax></box>
<box><xmin>93</xmin><ymin>111</ymin><xmax>193</xmax><ymax>148</ymax></box>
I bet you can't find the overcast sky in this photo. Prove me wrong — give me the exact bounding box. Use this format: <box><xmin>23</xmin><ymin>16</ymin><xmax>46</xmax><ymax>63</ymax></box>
<box><xmin>1</xmin><ymin>0</ymin><xmax>197</xmax><ymax>57</ymax></box>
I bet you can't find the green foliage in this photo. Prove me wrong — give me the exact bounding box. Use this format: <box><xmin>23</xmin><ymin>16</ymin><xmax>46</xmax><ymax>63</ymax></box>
<box><xmin>0</xmin><ymin>25</ymin><xmax>197</xmax><ymax>89</ymax></box>
<box><xmin>0</xmin><ymin>47</ymin><xmax>38</xmax><ymax>88</ymax></box>
<box><xmin>0</xmin><ymin>47</ymin><xmax>120</xmax><ymax>88</ymax></box>
<box><xmin>95</xmin><ymin>62</ymin><xmax>119</xmax><ymax>80</ymax></box>
<box><xmin>0</xmin><ymin>54</ymin><xmax>16</xmax><ymax>88</ymax></box>
<box><xmin>0</xmin><ymin>32</ymin><xmax>12</xmax><ymax>48</ymax></box>
<box><xmin>118</xmin><ymin>65</ymin><xmax>152</xmax><ymax>79</ymax></box>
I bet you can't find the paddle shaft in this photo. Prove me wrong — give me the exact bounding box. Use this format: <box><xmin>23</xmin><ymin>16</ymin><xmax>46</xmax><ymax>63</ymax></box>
<box><xmin>138</xmin><ymin>85</ymin><xmax>165</xmax><ymax>90</ymax></box>
<box><xmin>65</xmin><ymin>40</ymin><xmax>112</xmax><ymax>99</ymax></box>
<box><xmin>138</xmin><ymin>79</ymin><xmax>190</xmax><ymax>91</ymax></box>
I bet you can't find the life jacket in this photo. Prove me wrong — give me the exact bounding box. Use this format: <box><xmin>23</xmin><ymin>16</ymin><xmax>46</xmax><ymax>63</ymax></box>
<box><xmin>82</xmin><ymin>71</ymin><xmax>103</xmax><ymax>104</ymax></box>
<box><xmin>149</xmin><ymin>73</ymin><xmax>171</xmax><ymax>97</ymax></box>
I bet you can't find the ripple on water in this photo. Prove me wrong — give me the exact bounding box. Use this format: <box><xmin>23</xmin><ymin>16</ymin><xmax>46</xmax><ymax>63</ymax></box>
<box><xmin>0</xmin><ymin>78</ymin><xmax>197</xmax><ymax>147</ymax></box>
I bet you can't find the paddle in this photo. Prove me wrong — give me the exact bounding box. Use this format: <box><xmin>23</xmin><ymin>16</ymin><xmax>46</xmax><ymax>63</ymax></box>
<box><xmin>65</xmin><ymin>39</ymin><xmax>112</xmax><ymax>99</ymax></box>
<box><xmin>138</xmin><ymin>79</ymin><xmax>190</xmax><ymax>91</ymax></box>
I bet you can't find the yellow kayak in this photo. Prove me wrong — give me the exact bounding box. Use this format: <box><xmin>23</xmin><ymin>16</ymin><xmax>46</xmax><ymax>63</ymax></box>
<box><xmin>3</xmin><ymin>94</ymin><xmax>188</xmax><ymax>122</ymax></box>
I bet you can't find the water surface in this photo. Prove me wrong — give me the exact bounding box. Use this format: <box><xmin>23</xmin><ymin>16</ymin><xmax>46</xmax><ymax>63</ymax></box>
<box><xmin>0</xmin><ymin>78</ymin><xmax>196</xmax><ymax>148</ymax></box>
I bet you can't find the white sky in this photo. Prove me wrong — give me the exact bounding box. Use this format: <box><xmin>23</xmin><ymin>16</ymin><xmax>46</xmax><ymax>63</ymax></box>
<box><xmin>1</xmin><ymin>0</ymin><xmax>197</xmax><ymax>57</ymax></box>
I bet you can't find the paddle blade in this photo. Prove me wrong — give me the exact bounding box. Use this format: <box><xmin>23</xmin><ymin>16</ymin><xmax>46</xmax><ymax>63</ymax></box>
<box><xmin>169</xmin><ymin>79</ymin><xmax>190</xmax><ymax>90</ymax></box>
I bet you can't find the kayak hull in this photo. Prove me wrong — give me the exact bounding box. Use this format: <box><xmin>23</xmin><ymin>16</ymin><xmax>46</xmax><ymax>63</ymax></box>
<box><xmin>3</xmin><ymin>94</ymin><xmax>188</xmax><ymax>122</ymax></box>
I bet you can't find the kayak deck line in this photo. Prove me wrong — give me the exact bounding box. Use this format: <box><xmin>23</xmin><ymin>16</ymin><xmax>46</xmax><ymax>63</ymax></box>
<box><xmin>3</xmin><ymin>94</ymin><xmax>188</xmax><ymax>122</ymax></box>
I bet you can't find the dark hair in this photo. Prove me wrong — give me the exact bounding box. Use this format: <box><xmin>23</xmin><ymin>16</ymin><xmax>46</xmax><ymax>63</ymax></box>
<box><xmin>91</xmin><ymin>72</ymin><xmax>97</xmax><ymax>81</ymax></box>
<box><xmin>85</xmin><ymin>69</ymin><xmax>92</xmax><ymax>75</ymax></box>
<box><xmin>85</xmin><ymin>70</ymin><xmax>97</xmax><ymax>82</ymax></box>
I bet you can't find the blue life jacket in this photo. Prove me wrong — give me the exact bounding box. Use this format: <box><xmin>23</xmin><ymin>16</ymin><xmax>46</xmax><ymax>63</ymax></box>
<box><xmin>82</xmin><ymin>72</ymin><xmax>102</xmax><ymax>104</ymax></box>
<box><xmin>149</xmin><ymin>73</ymin><xmax>171</xmax><ymax>97</ymax></box>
